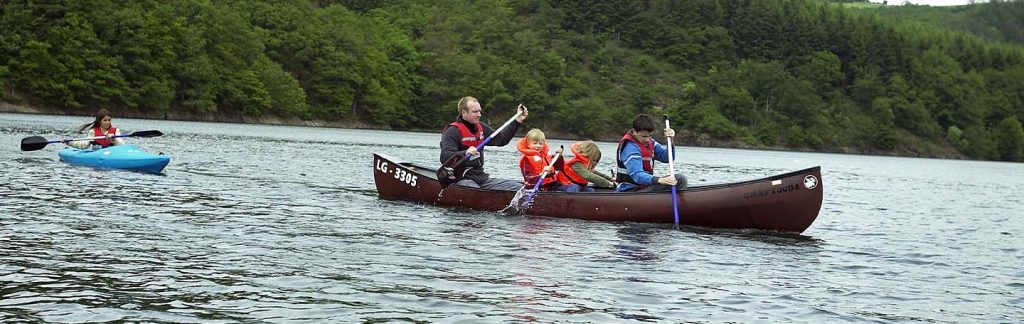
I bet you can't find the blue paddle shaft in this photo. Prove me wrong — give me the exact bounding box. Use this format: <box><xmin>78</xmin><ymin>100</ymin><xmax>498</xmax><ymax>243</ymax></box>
<box><xmin>47</xmin><ymin>130</ymin><xmax>162</xmax><ymax>144</ymax></box>
<box><xmin>664</xmin><ymin>115</ymin><xmax>680</xmax><ymax>227</ymax></box>
<box><xmin>522</xmin><ymin>172</ymin><xmax>547</xmax><ymax>206</ymax></box>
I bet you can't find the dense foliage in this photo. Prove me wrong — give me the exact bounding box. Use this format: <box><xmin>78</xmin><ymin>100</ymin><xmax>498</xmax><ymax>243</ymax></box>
<box><xmin>866</xmin><ymin>0</ymin><xmax>1024</xmax><ymax>44</ymax></box>
<box><xmin>1</xmin><ymin>0</ymin><xmax>1023</xmax><ymax>161</ymax></box>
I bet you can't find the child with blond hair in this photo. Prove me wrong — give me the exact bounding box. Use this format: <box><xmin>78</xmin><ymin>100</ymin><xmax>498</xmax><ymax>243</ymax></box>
<box><xmin>516</xmin><ymin>129</ymin><xmax>566</xmax><ymax>191</ymax></box>
<box><xmin>556</xmin><ymin>141</ymin><xmax>615</xmax><ymax>192</ymax></box>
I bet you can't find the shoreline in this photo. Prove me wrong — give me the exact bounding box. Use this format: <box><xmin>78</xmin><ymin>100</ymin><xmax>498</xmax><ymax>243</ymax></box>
<box><xmin>0</xmin><ymin>101</ymin><xmax>382</xmax><ymax>130</ymax></box>
<box><xmin>1</xmin><ymin>101</ymin><xmax>968</xmax><ymax>161</ymax></box>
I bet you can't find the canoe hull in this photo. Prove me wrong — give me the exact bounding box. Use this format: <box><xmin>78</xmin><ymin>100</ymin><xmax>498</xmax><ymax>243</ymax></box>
<box><xmin>373</xmin><ymin>153</ymin><xmax>823</xmax><ymax>233</ymax></box>
<box><xmin>59</xmin><ymin>145</ymin><xmax>170</xmax><ymax>174</ymax></box>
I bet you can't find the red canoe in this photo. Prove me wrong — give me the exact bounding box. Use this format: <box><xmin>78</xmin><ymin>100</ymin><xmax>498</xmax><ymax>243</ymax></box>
<box><xmin>373</xmin><ymin>153</ymin><xmax>823</xmax><ymax>233</ymax></box>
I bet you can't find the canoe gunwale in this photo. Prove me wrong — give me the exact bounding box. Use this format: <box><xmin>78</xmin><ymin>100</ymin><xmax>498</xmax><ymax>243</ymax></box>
<box><xmin>377</xmin><ymin>152</ymin><xmax>820</xmax><ymax>195</ymax></box>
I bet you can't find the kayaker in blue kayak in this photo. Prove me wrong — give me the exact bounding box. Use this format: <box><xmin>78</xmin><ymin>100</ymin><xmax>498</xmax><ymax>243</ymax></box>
<box><xmin>64</xmin><ymin>109</ymin><xmax>124</xmax><ymax>149</ymax></box>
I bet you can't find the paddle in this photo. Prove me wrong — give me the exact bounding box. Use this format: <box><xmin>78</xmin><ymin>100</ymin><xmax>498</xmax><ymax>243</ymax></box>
<box><xmin>663</xmin><ymin>115</ymin><xmax>680</xmax><ymax>228</ymax></box>
<box><xmin>437</xmin><ymin>107</ymin><xmax>526</xmax><ymax>189</ymax></box>
<box><xmin>502</xmin><ymin>145</ymin><xmax>563</xmax><ymax>214</ymax></box>
<box><xmin>20</xmin><ymin>130</ymin><xmax>164</xmax><ymax>151</ymax></box>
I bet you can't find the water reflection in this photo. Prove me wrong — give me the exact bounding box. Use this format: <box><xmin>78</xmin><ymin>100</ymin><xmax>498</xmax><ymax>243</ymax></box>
<box><xmin>684</xmin><ymin>225</ymin><xmax>823</xmax><ymax>247</ymax></box>
<box><xmin>612</xmin><ymin>225</ymin><xmax>662</xmax><ymax>262</ymax></box>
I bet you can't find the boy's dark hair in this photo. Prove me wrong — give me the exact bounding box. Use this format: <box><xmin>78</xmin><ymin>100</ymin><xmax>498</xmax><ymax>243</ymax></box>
<box><xmin>631</xmin><ymin>113</ymin><xmax>656</xmax><ymax>132</ymax></box>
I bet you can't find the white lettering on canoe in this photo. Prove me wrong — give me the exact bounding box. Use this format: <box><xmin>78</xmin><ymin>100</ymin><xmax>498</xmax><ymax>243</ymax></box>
<box><xmin>377</xmin><ymin>159</ymin><xmax>417</xmax><ymax>187</ymax></box>
<box><xmin>393</xmin><ymin>168</ymin><xmax>417</xmax><ymax>187</ymax></box>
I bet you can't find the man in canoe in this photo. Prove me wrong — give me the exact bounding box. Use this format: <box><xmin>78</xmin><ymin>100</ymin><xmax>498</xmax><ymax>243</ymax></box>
<box><xmin>615</xmin><ymin>113</ymin><xmax>687</xmax><ymax>192</ymax></box>
<box><xmin>440</xmin><ymin>96</ymin><xmax>528</xmax><ymax>190</ymax></box>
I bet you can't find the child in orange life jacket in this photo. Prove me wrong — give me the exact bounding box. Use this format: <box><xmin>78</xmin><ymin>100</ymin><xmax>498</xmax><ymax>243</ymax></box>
<box><xmin>516</xmin><ymin>129</ymin><xmax>567</xmax><ymax>191</ymax></box>
<box><xmin>556</xmin><ymin>140</ymin><xmax>616</xmax><ymax>192</ymax></box>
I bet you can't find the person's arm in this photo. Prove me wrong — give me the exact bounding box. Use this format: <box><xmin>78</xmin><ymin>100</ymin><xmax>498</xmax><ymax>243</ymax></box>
<box><xmin>66</xmin><ymin>138</ymin><xmax>90</xmax><ymax>149</ymax></box>
<box><xmin>481</xmin><ymin>105</ymin><xmax>528</xmax><ymax>147</ymax></box>
<box><xmin>594</xmin><ymin>169</ymin><xmax>616</xmax><ymax>184</ymax></box>
<box><xmin>619</xmin><ymin>143</ymin><xmax>655</xmax><ymax>186</ymax></box>
<box><xmin>439</xmin><ymin>127</ymin><xmax>466</xmax><ymax>164</ymax></box>
<box><xmin>652</xmin><ymin>140</ymin><xmax>676</xmax><ymax>163</ymax></box>
<box><xmin>521</xmin><ymin>159</ymin><xmax>542</xmax><ymax>186</ymax></box>
<box><xmin>570</xmin><ymin>162</ymin><xmax>614</xmax><ymax>188</ymax></box>
<box><xmin>482</xmin><ymin>120</ymin><xmax>522</xmax><ymax>147</ymax></box>
<box><xmin>111</xmin><ymin>128</ymin><xmax>124</xmax><ymax>145</ymax></box>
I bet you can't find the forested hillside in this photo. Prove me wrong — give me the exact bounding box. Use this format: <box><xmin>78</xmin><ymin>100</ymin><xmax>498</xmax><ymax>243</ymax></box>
<box><xmin>865</xmin><ymin>0</ymin><xmax>1024</xmax><ymax>44</ymax></box>
<box><xmin>1</xmin><ymin>0</ymin><xmax>1023</xmax><ymax>161</ymax></box>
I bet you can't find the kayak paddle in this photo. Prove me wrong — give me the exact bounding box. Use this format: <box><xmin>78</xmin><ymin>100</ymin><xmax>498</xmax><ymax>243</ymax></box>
<box><xmin>437</xmin><ymin>106</ymin><xmax>525</xmax><ymax>189</ymax></box>
<box><xmin>20</xmin><ymin>130</ymin><xmax>164</xmax><ymax>151</ymax></box>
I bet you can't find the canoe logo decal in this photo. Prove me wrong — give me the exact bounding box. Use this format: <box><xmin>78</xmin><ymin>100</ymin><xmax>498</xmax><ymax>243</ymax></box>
<box><xmin>803</xmin><ymin>175</ymin><xmax>818</xmax><ymax>190</ymax></box>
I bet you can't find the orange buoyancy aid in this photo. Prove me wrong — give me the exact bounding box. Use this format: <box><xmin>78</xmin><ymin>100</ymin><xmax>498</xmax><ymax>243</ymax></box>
<box><xmin>615</xmin><ymin>130</ymin><xmax>654</xmax><ymax>185</ymax></box>
<box><xmin>92</xmin><ymin>127</ymin><xmax>118</xmax><ymax>147</ymax></box>
<box><xmin>516</xmin><ymin>137</ymin><xmax>558</xmax><ymax>186</ymax></box>
<box><xmin>556</xmin><ymin>142</ymin><xmax>592</xmax><ymax>186</ymax></box>
<box><xmin>443</xmin><ymin>121</ymin><xmax>484</xmax><ymax>149</ymax></box>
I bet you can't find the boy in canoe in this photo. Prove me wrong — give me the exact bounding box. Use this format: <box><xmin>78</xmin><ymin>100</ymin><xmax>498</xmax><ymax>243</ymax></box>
<box><xmin>615</xmin><ymin>113</ymin><xmax>687</xmax><ymax>192</ymax></box>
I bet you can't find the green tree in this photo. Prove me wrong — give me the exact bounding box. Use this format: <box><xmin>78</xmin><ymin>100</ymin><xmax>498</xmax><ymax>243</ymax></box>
<box><xmin>0</xmin><ymin>65</ymin><xmax>7</xmax><ymax>99</ymax></box>
<box><xmin>731</xmin><ymin>0</ymin><xmax>786</xmax><ymax>61</ymax></box>
<box><xmin>962</xmin><ymin>126</ymin><xmax>998</xmax><ymax>160</ymax></box>
<box><xmin>885</xmin><ymin>74</ymin><xmax>939</xmax><ymax>138</ymax></box>
<box><xmin>946</xmin><ymin>125</ymin><xmax>968</xmax><ymax>151</ymax></box>
<box><xmin>3</xmin><ymin>3</ymin><xmax>130</xmax><ymax>109</ymax></box>
<box><xmin>791</xmin><ymin>50</ymin><xmax>843</xmax><ymax>95</ymax></box>
<box><xmin>684</xmin><ymin>101</ymin><xmax>739</xmax><ymax>140</ymax></box>
<box><xmin>98</xmin><ymin>2</ymin><xmax>179</xmax><ymax>110</ymax></box>
<box><xmin>994</xmin><ymin>116</ymin><xmax>1024</xmax><ymax>161</ymax></box>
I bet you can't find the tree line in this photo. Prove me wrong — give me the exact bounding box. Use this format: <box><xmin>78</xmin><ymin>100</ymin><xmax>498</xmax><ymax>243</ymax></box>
<box><xmin>1</xmin><ymin>0</ymin><xmax>1022</xmax><ymax>161</ymax></box>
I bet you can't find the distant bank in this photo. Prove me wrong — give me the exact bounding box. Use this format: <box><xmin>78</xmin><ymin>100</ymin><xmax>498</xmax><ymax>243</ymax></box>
<box><xmin>0</xmin><ymin>100</ymin><xmax>369</xmax><ymax>129</ymax></box>
<box><xmin>1</xmin><ymin>100</ymin><xmax>965</xmax><ymax>161</ymax></box>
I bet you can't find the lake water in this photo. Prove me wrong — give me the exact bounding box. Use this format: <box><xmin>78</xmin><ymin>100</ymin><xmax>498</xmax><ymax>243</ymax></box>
<box><xmin>1</xmin><ymin>112</ymin><xmax>1021</xmax><ymax>322</ymax></box>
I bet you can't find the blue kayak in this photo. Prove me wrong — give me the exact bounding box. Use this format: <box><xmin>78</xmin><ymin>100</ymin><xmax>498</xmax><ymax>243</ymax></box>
<box><xmin>58</xmin><ymin>145</ymin><xmax>170</xmax><ymax>174</ymax></box>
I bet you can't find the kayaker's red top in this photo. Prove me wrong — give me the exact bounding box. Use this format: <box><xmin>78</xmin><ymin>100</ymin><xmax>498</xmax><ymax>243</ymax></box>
<box><xmin>92</xmin><ymin>127</ymin><xmax>118</xmax><ymax>147</ymax></box>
